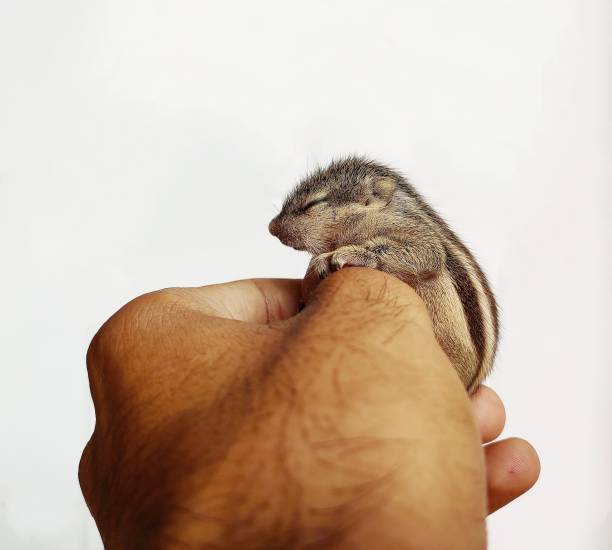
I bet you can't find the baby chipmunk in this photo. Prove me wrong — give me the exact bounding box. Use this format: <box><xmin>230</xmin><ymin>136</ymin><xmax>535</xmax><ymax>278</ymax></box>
<box><xmin>268</xmin><ymin>156</ymin><xmax>499</xmax><ymax>392</ymax></box>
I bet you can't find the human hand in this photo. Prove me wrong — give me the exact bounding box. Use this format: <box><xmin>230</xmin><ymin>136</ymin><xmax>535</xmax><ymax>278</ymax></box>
<box><xmin>80</xmin><ymin>269</ymin><xmax>538</xmax><ymax>549</ymax></box>
<box><xmin>304</xmin><ymin>268</ymin><xmax>540</xmax><ymax>516</ymax></box>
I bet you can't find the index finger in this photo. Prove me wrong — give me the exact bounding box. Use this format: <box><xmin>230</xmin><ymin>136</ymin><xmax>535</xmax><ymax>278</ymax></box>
<box><xmin>184</xmin><ymin>278</ymin><xmax>302</xmax><ymax>323</ymax></box>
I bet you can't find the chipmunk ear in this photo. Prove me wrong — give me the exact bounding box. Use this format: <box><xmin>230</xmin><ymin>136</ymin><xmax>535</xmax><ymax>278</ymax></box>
<box><xmin>366</xmin><ymin>177</ymin><xmax>396</xmax><ymax>207</ymax></box>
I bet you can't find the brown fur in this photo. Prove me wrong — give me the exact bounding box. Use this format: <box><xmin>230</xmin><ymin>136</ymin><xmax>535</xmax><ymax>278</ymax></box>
<box><xmin>269</xmin><ymin>156</ymin><xmax>499</xmax><ymax>392</ymax></box>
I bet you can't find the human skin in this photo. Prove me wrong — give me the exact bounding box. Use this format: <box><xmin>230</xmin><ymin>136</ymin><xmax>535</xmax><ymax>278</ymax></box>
<box><xmin>79</xmin><ymin>268</ymin><xmax>539</xmax><ymax>549</ymax></box>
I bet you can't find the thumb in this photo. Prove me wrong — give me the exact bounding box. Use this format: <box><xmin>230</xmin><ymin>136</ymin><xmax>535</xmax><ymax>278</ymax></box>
<box><xmin>292</xmin><ymin>268</ymin><xmax>486</xmax><ymax>544</ymax></box>
<box><xmin>298</xmin><ymin>267</ymin><xmax>452</xmax><ymax>376</ymax></box>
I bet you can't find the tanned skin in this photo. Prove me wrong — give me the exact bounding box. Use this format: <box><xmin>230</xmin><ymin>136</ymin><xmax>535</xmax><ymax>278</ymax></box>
<box><xmin>79</xmin><ymin>269</ymin><xmax>539</xmax><ymax>549</ymax></box>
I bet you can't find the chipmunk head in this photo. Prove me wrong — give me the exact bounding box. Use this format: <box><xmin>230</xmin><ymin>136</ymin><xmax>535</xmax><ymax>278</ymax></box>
<box><xmin>269</xmin><ymin>157</ymin><xmax>399</xmax><ymax>255</ymax></box>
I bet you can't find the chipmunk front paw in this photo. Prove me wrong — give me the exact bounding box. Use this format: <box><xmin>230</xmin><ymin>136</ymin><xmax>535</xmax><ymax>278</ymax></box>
<box><xmin>308</xmin><ymin>246</ymin><xmax>377</xmax><ymax>280</ymax></box>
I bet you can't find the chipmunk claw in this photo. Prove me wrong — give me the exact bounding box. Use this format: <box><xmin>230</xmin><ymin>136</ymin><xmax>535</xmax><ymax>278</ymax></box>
<box><xmin>308</xmin><ymin>252</ymin><xmax>334</xmax><ymax>279</ymax></box>
<box><xmin>308</xmin><ymin>246</ymin><xmax>377</xmax><ymax>280</ymax></box>
<box><xmin>330</xmin><ymin>246</ymin><xmax>377</xmax><ymax>272</ymax></box>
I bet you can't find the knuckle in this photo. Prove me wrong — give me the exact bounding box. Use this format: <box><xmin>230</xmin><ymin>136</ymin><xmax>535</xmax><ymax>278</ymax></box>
<box><xmin>83</xmin><ymin>289</ymin><xmax>193</xmax><ymax>435</ymax></box>
<box><xmin>86</xmin><ymin>289</ymin><xmax>182</xmax><ymax>368</ymax></box>
<box><xmin>78</xmin><ymin>438</ymin><xmax>95</xmax><ymax>505</ymax></box>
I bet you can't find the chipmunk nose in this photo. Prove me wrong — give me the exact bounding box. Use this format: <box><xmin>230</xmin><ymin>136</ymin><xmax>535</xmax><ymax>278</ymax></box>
<box><xmin>268</xmin><ymin>217</ymin><xmax>281</xmax><ymax>237</ymax></box>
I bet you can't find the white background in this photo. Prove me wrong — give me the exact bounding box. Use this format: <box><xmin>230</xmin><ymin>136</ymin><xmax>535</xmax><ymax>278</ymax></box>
<box><xmin>1</xmin><ymin>1</ymin><xmax>610</xmax><ymax>548</ymax></box>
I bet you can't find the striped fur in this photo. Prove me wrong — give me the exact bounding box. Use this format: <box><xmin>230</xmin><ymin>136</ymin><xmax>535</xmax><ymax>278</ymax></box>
<box><xmin>414</xmin><ymin>194</ymin><xmax>498</xmax><ymax>389</ymax></box>
<box><xmin>269</xmin><ymin>156</ymin><xmax>499</xmax><ymax>392</ymax></box>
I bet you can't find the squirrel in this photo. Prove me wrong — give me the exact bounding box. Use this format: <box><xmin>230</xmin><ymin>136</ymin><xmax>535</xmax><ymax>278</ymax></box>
<box><xmin>268</xmin><ymin>156</ymin><xmax>499</xmax><ymax>392</ymax></box>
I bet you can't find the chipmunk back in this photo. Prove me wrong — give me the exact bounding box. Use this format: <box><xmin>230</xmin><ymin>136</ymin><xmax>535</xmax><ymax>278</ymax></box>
<box><xmin>269</xmin><ymin>156</ymin><xmax>499</xmax><ymax>392</ymax></box>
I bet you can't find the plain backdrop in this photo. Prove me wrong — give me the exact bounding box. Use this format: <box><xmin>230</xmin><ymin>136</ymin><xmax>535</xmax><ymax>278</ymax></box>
<box><xmin>1</xmin><ymin>1</ymin><xmax>610</xmax><ymax>548</ymax></box>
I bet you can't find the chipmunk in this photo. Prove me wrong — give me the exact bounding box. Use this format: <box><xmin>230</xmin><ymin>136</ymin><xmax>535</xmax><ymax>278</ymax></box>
<box><xmin>268</xmin><ymin>156</ymin><xmax>499</xmax><ymax>392</ymax></box>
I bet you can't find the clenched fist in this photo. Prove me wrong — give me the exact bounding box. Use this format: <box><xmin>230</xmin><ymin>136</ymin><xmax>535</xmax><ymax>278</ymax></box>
<box><xmin>79</xmin><ymin>268</ymin><xmax>539</xmax><ymax>549</ymax></box>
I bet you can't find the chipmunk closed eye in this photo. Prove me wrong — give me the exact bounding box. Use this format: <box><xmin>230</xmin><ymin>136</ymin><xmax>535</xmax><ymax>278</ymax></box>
<box><xmin>269</xmin><ymin>163</ymin><xmax>397</xmax><ymax>254</ymax></box>
<box><xmin>269</xmin><ymin>156</ymin><xmax>499</xmax><ymax>393</ymax></box>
